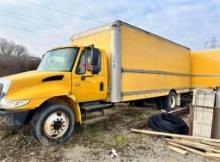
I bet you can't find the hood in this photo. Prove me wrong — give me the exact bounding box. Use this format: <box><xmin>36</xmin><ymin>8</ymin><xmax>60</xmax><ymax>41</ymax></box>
<box><xmin>2</xmin><ymin>70</ymin><xmax>70</xmax><ymax>89</ymax></box>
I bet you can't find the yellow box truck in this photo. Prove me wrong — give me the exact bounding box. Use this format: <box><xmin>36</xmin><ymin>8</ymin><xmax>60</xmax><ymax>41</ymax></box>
<box><xmin>191</xmin><ymin>49</ymin><xmax>220</xmax><ymax>88</ymax></box>
<box><xmin>0</xmin><ymin>20</ymin><xmax>191</xmax><ymax>143</ymax></box>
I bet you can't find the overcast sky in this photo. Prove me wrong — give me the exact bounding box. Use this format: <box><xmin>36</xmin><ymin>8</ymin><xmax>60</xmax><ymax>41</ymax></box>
<box><xmin>0</xmin><ymin>0</ymin><xmax>220</xmax><ymax>57</ymax></box>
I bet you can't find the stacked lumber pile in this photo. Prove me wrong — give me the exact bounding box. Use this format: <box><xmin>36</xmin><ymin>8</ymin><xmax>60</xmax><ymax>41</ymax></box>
<box><xmin>167</xmin><ymin>138</ymin><xmax>220</xmax><ymax>160</ymax></box>
<box><xmin>132</xmin><ymin>129</ymin><xmax>220</xmax><ymax>161</ymax></box>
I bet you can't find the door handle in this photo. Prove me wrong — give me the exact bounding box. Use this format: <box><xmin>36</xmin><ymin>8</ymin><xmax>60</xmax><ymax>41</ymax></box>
<box><xmin>100</xmin><ymin>82</ymin><xmax>104</xmax><ymax>91</ymax></box>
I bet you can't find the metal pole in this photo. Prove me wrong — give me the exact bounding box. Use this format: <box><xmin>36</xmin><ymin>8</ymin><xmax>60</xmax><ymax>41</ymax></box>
<box><xmin>212</xmin><ymin>87</ymin><xmax>220</xmax><ymax>139</ymax></box>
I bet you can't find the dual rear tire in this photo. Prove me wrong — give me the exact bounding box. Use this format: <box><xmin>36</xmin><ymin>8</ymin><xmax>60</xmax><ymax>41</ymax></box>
<box><xmin>163</xmin><ymin>91</ymin><xmax>177</xmax><ymax>111</ymax></box>
<box><xmin>156</xmin><ymin>91</ymin><xmax>177</xmax><ymax>111</ymax></box>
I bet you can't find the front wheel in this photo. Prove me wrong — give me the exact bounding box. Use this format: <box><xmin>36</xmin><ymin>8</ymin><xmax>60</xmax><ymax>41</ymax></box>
<box><xmin>31</xmin><ymin>103</ymin><xmax>75</xmax><ymax>144</ymax></box>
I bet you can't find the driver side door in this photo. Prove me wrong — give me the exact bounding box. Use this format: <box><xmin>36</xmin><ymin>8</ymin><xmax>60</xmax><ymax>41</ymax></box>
<box><xmin>72</xmin><ymin>48</ymin><xmax>106</xmax><ymax>102</ymax></box>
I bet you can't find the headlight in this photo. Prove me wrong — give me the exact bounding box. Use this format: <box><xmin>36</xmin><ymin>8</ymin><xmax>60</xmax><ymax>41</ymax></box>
<box><xmin>0</xmin><ymin>79</ymin><xmax>11</xmax><ymax>96</ymax></box>
<box><xmin>0</xmin><ymin>99</ymin><xmax>30</xmax><ymax>109</ymax></box>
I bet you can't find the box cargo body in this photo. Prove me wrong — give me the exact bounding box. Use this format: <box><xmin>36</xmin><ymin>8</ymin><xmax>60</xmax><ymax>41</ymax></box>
<box><xmin>72</xmin><ymin>21</ymin><xmax>191</xmax><ymax>102</ymax></box>
<box><xmin>191</xmin><ymin>49</ymin><xmax>220</xmax><ymax>88</ymax></box>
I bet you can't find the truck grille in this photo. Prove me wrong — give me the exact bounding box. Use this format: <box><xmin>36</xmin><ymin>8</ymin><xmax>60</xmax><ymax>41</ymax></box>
<box><xmin>0</xmin><ymin>84</ymin><xmax>3</xmax><ymax>99</ymax></box>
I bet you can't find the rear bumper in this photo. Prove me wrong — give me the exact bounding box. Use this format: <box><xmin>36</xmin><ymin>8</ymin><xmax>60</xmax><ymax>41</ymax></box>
<box><xmin>0</xmin><ymin>110</ymin><xmax>31</xmax><ymax>129</ymax></box>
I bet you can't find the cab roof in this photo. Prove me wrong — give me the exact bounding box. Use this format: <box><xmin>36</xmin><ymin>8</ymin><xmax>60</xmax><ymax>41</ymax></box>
<box><xmin>47</xmin><ymin>45</ymin><xmax>80</xmax><ymax>52</ymax></box>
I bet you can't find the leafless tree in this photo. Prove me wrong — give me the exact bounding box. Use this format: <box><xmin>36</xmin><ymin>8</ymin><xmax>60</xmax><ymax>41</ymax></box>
<box><xmin>0</xmin><ymin>37</ymin><xmax>41</xmax><ymax>77</ymax></box>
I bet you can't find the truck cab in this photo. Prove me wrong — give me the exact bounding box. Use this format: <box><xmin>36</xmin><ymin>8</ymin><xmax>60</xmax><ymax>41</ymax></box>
<box><xmin>0</xmin><ymin>45</ymin><xmax>108</xmax><ymax>143</ymax></box>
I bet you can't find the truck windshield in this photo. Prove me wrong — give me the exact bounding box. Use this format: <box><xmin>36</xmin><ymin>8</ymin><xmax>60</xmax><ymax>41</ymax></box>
<box><xmin>38</xmin><ymin>47</ymin><xmax>78</xmax><ymax>72</ymax></box>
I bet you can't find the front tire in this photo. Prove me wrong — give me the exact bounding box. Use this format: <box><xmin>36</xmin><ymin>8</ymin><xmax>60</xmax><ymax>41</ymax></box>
<box><xmin>31</xmin><ymin>103</ymin><xmax>75</xmax><ymax>144</ymax></box>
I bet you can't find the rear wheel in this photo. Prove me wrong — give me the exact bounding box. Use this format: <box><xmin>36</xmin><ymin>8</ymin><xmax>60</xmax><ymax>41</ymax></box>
<box><xmin>31</xmin><ymin>103</ymin><xmax>75</xmax><ymax>144</ymax></box>
<box><xmin>163</xmin><ymin>91</ymin><xmax>177</xmax><ymax>111</ymax></box>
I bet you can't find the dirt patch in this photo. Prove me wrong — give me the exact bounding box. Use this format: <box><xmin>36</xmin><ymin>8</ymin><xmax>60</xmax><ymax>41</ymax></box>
<box><xmin>0</xmin><ymin>103</ymin><xmax>214</xmax><ymax>162</ymax></box>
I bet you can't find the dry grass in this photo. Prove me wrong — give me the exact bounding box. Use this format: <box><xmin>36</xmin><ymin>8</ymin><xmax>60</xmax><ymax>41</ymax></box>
<box><xmin>0</xmin><ymin>104</ymin><xmax>155</xmax><ymax>162</ymax></box>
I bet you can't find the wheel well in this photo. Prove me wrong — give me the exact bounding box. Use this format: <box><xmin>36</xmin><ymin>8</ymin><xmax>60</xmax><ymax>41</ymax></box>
<box><xmin>42</xmin><ymin>96</ymin><xmax>75</xmax><ymax>108</ymax></box>
<box><xmin>170</xmin><ymin>89</ymin><xmax>177</xmax><ymax>95</ymax></box>
<box><xmin>27</xmin><ymin>96</ymin><xmax>81</xmax><ymax>125</ymax></box>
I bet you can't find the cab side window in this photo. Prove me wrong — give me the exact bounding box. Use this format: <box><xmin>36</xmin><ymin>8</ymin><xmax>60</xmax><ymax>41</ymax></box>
<box><xmin>76</xmin><ymin>51</ymin><xmax>86</xmax><ymax>74</ymax></box>
<box><xmin>76</xmin><ymin>48</ymin><xmax>101</xmax><ymax>74</ymax></box>
<box><xmin>86</xmin><ymin>51</ymin><xmax>94</xmax><ymax>72</ymax></box>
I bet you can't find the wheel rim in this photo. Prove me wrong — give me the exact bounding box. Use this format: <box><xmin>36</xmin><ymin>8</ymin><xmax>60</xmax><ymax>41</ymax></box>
<box><xmin>43</xmin><ymin>111</ymin><xmax>69</xmax><ymax>139</ymax></box>
<box><xmin>170</xmin><ymin>96</ymin><xmax>176</xmax><ymax>109</ymax></box>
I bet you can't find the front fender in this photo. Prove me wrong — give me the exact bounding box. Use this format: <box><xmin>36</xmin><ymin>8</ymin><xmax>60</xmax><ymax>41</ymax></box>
<box><xmin>5</xmin><ymin>80</ymin><xmax>71</xmax><ymax>110</ymax></box>
<box><xmin>67</xmin><ymin>95</ymin><xmax>81</xmax><ymax>123</ymax></box>
<box><xmin>4</xmin><ymin>81</ymin><xmax>82</xmax><ymax>123</ymax></box>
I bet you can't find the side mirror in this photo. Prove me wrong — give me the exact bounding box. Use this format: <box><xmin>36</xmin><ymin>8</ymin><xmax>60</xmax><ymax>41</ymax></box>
<box><xmin>89</xmin><ymin>48</ymin><xmax>100</xmax><ymax>74</ymax></box>
<box><xmin>91</xmin><ymin>48</ymin><xmax>100</xmax><ymax>66</ymax></box>
<box><xmin>92</xmin><ymin>66</ymin><xmax>100</xmax><ymax>74</ymax></box>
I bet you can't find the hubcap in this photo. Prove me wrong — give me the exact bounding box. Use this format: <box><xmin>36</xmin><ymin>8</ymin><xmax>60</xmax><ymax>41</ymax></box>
<box><xmin>170</xmin><ymin>96</ymin><xmax>176</xmax><ymax>109</ymax></box>
<box><xmin>44</xmin><ymin>111</ymin><xmax>69</xmax><ymax>139</ymax></box>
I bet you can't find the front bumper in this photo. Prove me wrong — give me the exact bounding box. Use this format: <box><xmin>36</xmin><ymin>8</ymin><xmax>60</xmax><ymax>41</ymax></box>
<box><xmin>0</xmin><ymin>110</ymin><xmax>31</xmax><ymax>129</ymax></box>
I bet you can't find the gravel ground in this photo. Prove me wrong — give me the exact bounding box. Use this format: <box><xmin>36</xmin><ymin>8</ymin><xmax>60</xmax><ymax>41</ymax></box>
<box><xmin>0</xmin><ymin>103</ymin><xmax>214</xmax><ymax>162</ymax></box>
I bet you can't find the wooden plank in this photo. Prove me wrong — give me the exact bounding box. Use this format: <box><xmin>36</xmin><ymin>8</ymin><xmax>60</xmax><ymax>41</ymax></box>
<box><xmin>131</xmin><ymin>129</ymin><xmax>220</xmax><ymax>143</ymax></box>
<box><xmin>167</xmin><ymin>138</ymin><xmax>208</xmax><ymax>151</ymax></box>
<box><xmin>201</xmin><ymin>141</ymin><xmax>220</xmax><ymax>148</ymax></box>
<box><xmin>206</xmin><ymin>152</ymin><xmax>220</xmax><ymax>158</ymax></box>
<box><xmin>173</xmin><ymin>137</ymin><xmax>220</xmax><ymax>150</ymax></box>
<box><xmin>167</xmin><ymin>138</ymin><xmax>220</xmax><ymax>153</ymax></box>
<box><xmin>168</xmin><ymin>145</ymin><xmax>188</xmax><ymax>155</ymax></box>
<box><xmin>168</xmin><ymin>141</ymin><xmax>220</xmax><ymax>161</ymax></box>
<box><xmin>168</xmin><ymin>141</ymin><xmax>207</xmax><ymax>157</ymax></box>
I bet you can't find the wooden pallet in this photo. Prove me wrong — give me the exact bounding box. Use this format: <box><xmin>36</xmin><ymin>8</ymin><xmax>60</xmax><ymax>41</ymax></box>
<box><xmin>191</xmin><ymin>89</ymin><xmax>216</xmax><ymax>138</ymax></box>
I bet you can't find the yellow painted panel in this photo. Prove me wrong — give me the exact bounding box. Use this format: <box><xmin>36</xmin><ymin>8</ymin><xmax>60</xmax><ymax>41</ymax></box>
<box><xmin>121</xmin><ymin>73</ymin><xmax>190</xmax><ymax>92</ymax></box>
<box><xmin>72</xmin><ymin>48</ymin><xmax>108</xmax><ymax>102</ymax></box>
<box><xmin>6</xmin><ymin>71</ymin><xmax>72</xmax><ymax>100</ymax></box>
<box><xmin>120</xmin><ymin>25</ymin><xmax>191</xmax><ymax>100</ymax></box>
<box><xmin>191</xmin><ymin>49</ymin><xmax>220</xmax><ymax>88</ymax></box>
<box><xmin>121</xmin><ymin>25</ymin><xmax>191</xmax><ymax>73</ymax></box>
<box><xmin>72</xmin><ymin>30</ymin><xmax>111</xmax><ymax>60</ymax></box>
<box><xmin>192</xmin><ymin>77</ymin><xmax>220</xmax><ymax>88</ymax></box>
<box><xmin>72</xmin><ymin>30</ymin><xmax>111</xmax><ymax>101</ymax></box>
<box><xmin>122</xmin><ymin>91</ymin><xmax>169</xmax><ymax>102</ymax></box>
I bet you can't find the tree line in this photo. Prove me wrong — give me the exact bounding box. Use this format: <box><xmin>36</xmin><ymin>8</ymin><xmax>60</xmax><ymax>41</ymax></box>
<box><xmin>0</xmin><ymin>38</ymin><xmax>41</xmax><ymax>77</ymax></box>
